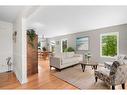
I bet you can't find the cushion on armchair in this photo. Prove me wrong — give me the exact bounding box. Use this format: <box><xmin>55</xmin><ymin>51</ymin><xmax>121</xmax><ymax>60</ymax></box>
<box><xmin>110</xmin><ymin>61</ymin><xmax>120</xmax><ymax>76</ymax></box>
<box><xmin>96</xmin><ymin>67</ymin><xmax>110</xmax><ymax>76</ymax></box>
<box><xmin>95</xmin><ymin>67</ymin><xmax>111</xmax><ymax>86</ymax></box>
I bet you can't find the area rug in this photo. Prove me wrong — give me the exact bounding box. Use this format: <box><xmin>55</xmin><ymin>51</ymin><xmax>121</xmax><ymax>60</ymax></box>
<box><xmin>52</xmin><ymin>64</ymin><xmax>114</xmax><ymax>90</ymax></box>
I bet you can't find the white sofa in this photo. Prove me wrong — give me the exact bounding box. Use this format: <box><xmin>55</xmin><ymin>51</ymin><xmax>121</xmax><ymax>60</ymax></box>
<box><xmin>50</xmin><ymin>52</ymin><xmax>83</xmax><ymax>70</ymax></box>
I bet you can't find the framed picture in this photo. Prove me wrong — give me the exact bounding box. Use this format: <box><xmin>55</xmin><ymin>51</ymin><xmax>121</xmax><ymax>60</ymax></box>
<box><xmin>76</xmin><ymin>36</ymin><xmax>89</xmax><ymax>50</ymax></box>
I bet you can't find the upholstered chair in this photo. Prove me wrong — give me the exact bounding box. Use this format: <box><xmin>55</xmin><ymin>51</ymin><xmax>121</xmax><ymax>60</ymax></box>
<box><xmin>95</xmin><ymin>61</ymin><xmax>127</xmax><ymax>90</ymax></box>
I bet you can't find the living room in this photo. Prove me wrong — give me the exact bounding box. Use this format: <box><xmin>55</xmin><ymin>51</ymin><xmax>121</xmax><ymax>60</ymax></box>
<box><xmin>0</xmin><ymin>5</ymin><xmax>127</xmax><ymax>92</ymax></box>
<box><xmin>1</xmin><ymin>0</ymin><xmax>127</xmax><ymax>94</ymax></box>
<box><xmin>26</xmin><ymin>6</ymin><xmax>127</xmax><ymax>90</ymax></box>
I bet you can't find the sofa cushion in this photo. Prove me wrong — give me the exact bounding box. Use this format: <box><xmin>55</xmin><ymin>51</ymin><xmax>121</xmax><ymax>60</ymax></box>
<box><xmin>54</xmin><ymin>52</ymin><xmax>77</xmax><ymax>58</ymax></box>
<box><xmin>66</xmin><ymin>52</ymin><xmax>75</xmax><ymax>58</ymax></box>
<box><xmin>61</xmin><ymin>52</ymin><xmax>75</xmax><ymax>58</ymax></box>
<box><xmin>62</xmin><ymin>56</ymin><xmax>81</xmax><ymax>64</ymax></box>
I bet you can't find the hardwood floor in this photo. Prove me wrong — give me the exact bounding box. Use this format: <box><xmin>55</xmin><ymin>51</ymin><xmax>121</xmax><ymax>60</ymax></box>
<box><xmin>0</xmin><ymin>58</ymin><xmax>77</xmax><ymax>89</ymax></box>
<box><xmin>1</xmin><ymin>58</ymin><xmax>127</xmax><ymax>90</ymax></box>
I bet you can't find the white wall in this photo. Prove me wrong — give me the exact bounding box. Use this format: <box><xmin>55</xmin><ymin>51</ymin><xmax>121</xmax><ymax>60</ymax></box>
<box><xmin>13</xmin><ymin>7</ymin><xmax>40</xmax><ymax>84</ymax></box>
<box><xmin>0</xmin><ymin>21</ymin><xmax>13</xmax><ymax>73</ymax></box>
<box><xmin>13</xmin><ymin>14</ymin><xmax>27</xmax><ymax>84</ymax></box>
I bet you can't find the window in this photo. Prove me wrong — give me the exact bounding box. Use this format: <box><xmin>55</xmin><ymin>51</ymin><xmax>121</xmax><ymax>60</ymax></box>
<box><xmin>50</xmin><ymin>41</ymin><xmax>55</xmax><ymax>52</ymax></box>
<box><xmin>100</xmin><ymin>32</ymin><xmax>119</xmax><ymax>57</ymax></box>
<box><xmin>61</xmin><ymin>39</ymin><xmax>68</xmax><ymax>52</ymax></box>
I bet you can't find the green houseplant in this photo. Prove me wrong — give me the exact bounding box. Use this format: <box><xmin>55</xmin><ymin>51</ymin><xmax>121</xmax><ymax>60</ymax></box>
<box><xmin>42</xmin><ymin>47</ymin><xmax>47</xmax><ymax>52</ymax></box>
<box><xmin>64</xmin><ymin>47</ymin><xmax>75</xmax><ymax>52</ymax></box>
<box><xmin>27</xmin><ymin>29</ymin><xmax>36</xmax><ymax>48</ymax></box>
<box><xmin>38</xmin><ymin>41</ymin><xmax>41</xmax><ymax>47</ymax></box>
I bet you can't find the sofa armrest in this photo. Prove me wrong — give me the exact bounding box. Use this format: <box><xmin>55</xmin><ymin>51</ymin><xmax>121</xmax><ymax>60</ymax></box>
<box><xmin>49</xmin><ymin>57</ymin><xmax>61</xmax><ymax>69</ymax></box>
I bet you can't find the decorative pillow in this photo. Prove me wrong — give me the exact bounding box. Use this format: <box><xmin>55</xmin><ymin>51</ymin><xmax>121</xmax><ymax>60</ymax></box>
<box><xmin>115</xmin><ymin>55</ymin><xmax>126</xmax><ymax>64</ymax></box>
<box><xmin>110</xmin><ymin>61</ymin><xmax>120</xmax><ymax>76</ymax></box>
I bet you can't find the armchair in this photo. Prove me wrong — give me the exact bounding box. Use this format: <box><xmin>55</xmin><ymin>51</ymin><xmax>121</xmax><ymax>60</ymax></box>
<box><xmin>95</xmin><ymin>61</ymin><xmax>127</xmax><ymax>90</ymax></box>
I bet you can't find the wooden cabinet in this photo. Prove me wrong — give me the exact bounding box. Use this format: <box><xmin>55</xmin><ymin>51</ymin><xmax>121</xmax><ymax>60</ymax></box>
<box><xmin>27</xmin><ymin>34</ymin><xmax>38</xmax><ymax>76</ymax></box>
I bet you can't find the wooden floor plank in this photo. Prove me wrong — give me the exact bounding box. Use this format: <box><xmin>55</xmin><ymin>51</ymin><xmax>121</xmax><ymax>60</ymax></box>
<box><xmin>0</xmin><ymin>59</ymin><xmax>77</xmax><ymax>89</ymax></box>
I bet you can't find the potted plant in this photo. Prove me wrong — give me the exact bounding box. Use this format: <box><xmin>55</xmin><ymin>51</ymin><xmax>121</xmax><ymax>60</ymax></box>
<box><xmin>27</xmin><ymin>29</ymin><xmax>36</xmax><ymax>48</ymax></box>
<box><xmin>42</xmin><ymin>47</ymin><xmax>47</xmax><ymax>60</ymax></box>
<box><xmin>42</xmin><ymin>47</ymin><xmax>47</xmax><ymax>52</ymax></box>
<box><xmin>64</xmin><ymin>47</ymin><xmax>75</xmax><ymax>52</ymax></box>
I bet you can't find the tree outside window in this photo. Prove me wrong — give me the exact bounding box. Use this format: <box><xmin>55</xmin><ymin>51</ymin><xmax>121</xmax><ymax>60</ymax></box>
<box><xmin>100</xmin><ymin>32</ymin><xmax>119</xmax><ymax>57</ymax></box>
<box><xmin>61</xmin><ymin>39</ymin><xmax>68</xmax><ymax>52</ymax></box>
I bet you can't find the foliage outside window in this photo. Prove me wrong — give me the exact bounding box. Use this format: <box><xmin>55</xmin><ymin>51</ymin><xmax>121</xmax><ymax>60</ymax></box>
<box><xmin>61</xmin><ymin>39</ymin><xmax>68</xmax><ymax>52</ymax></box>
<box><xmin>100</xmin><ymin>32</ymin><xmax>119</xmax><ymax>57</ymax></box>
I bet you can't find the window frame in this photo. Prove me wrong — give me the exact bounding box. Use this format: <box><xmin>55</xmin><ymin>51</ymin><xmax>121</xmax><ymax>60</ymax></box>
<box><xmin>61</xmin><ymin>39</ymin><xmax>68</xmax><ymax>52</ymax></box>
<box><xmin>49</xmin><ymin>40</ymin><xmax>55</xmax><ymax>53</ymax></box>
<box><xmin>100</xmin><ymin>32</ymin><xmax>119</xmax><ymax>58</ymax></box>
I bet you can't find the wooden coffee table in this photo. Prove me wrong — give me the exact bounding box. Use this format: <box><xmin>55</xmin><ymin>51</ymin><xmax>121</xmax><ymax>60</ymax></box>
<box><xmin>79</xmin><ymin>61</ymin><xmax>98</xmax><ymax>72</ymax></box>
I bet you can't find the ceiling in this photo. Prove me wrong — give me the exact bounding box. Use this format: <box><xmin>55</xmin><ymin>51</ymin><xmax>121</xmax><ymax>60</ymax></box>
<box><xmin>0</xmin><ymin>6</ymin><xmax>127</xmax><ymax>37</ymax></box>
<box><xmin>27</xmin><ymin>6</ymin><xmax>127</xmax><ymax>38</ymax></box>
<box><xmin>0</xmin><ymin>6</ymin><xmax>24</xmax><ymax>23</ymax></box>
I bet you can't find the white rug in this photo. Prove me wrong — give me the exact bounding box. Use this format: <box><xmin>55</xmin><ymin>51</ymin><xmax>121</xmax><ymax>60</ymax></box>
<box><xmin>52</xmin><ymin>64</ymin><xmax>111</xmax><ymax>89</ymax></box>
